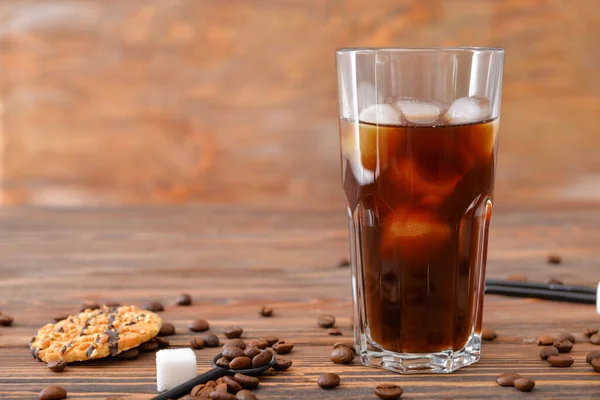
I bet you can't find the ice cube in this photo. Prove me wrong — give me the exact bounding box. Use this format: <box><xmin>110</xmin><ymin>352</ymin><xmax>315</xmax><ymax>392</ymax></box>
<box><xmin>156</xmin><ymin>348</ymin><xmax>197</xmax><ymax>392</ymax></box>
<box><xmin>390</xmin><ymin>160</ymin><xmax>462</xmax><ymax>201</ymax></box>
<box><xmin>396</xmin><ymin>99</ymin><xmax>441</xmax><ymax>124</ymax></box>
<box><xmin>445</xmin><ymin>97</ymin><xmax>490</xmax><ymax>124</ymax></box>
<box><xmin>359</xmin><ymin>103</ymin><xmax>403</xmax><ymax>125</ymax></box>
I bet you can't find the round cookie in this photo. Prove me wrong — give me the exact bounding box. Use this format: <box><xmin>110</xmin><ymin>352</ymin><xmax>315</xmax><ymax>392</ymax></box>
<box><xmin>30</xmin><ymin>305</ymin><xmax>161</xmax><ymax>363</ymax></box>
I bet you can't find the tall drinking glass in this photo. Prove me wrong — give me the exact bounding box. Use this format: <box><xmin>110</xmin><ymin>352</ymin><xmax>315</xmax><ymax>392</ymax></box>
<box><xmin>336</xmin><ymin>48</ymin><xmax>504</xmax><ymax>373</ymax></box>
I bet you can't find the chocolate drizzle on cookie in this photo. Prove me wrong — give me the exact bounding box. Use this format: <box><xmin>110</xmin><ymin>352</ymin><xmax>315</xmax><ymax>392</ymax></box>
<box><xmin>106</xmin><ymin>329</ymin><xmax>119</xmax><ymax>356</ymax></box>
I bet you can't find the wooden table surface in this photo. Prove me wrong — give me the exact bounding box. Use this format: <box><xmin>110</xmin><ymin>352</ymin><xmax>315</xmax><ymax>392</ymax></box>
<box><xmin>1</xmin><ymin>206</ymin><xmax>599</xmax><ymax>399</ymax></box>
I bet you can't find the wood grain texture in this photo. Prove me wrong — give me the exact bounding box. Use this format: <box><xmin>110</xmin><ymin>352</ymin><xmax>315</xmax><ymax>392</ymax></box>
<box><xmin>0</xmin><ymin>0</ymin><xmax>599</xmax><ymax>208</ymax></box>
<box><xmin>0</xmin><ymin>206</ymin><xmax>599</xmax><ymax>398</ymax></box>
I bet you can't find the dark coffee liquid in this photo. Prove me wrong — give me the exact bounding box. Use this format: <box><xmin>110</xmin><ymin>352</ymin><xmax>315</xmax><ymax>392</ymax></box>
<box><xmin>341</xmin><ymin>118</ymin><xmax>497</xmax><ymax>354</ymax></box>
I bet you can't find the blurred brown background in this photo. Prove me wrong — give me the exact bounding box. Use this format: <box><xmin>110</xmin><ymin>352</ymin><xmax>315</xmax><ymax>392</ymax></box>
<box><xmin>0</xmin><ymin>0</ymin><xmax>599</xmax><ymax>209</ymax></box>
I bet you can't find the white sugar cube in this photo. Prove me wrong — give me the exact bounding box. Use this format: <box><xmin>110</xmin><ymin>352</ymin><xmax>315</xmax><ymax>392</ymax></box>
<box><xmin>156</xmin><ymin>348</ymin><xmax>197</xmax><ymax>392</ymax></box>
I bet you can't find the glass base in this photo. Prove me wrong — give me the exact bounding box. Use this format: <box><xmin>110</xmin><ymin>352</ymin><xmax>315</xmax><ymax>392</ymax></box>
<box><xmin>358</xmin><ymin>333</ymin><xmax>481</xmax><ymax>374</ymax></box>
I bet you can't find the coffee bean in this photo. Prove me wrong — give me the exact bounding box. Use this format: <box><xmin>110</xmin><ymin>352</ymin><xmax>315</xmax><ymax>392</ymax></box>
<box><xmin>215</xmin><ymin>381</ymin><xmax>227</xmax><ymax>391</ymax></box>
<box><xmin>222</xmin><ymin>376</ymin><xmax>242</xmax><ymax>393</ymax></box>
<box><xmin>481</xmin><ymin>326</ymin><xmax>497</xmax><ymax>341</ymax></box>
<box><xmin>191</xmin><ymin>383</ymin><xmax>208</xmax><ymax>396</ymax></box>
<box><xmin>190</xmin><ymin>337</ymin><xmax>205</xmax><ymax>349</ymax></box>
<box><xmin>273</xmin><ymin>357</ymin><xmax>292</xmax><ymax>371</ymax></box>
<box><xmin>317</xmin><ymin>372</ymin><xmax>340</xmax><ymax>389</ymax></box>
<box><xmin>224</xmin><ymin>326</ymin><xmax>243</xmax><ymax>339</ymax></box>
<box><xmin>374</xmin><ymin>384</ymin><xmax>403</xmax><ymax>400</ymax></box>
<box><xmin>189</xmin><ymin>319</ymin><xmax>210</xmax><ymax>332</ymax></box>
<box><xmin>536</xmin><ymin>335</ymin><xmax>554</xmax><ymax>345</ymax></box>
<box><xmin>229</xmin><ymin>356</ymin><xmax>252</xmax><ymax>370</ymax></box>
<box><xmin>548</xmin><ymin>277</ymin><xmax>563</xmax><ymax>285</ymax></box>
<box><xmin>584</xmin><ymin>328</ymin><xmax>599</xmax><ymax>338</ymax></box>
<box><xmin>246</xmin><ymin>340</ymin><xmax>268</xmax><ymax>350</ymax></box>
<box><xmin>330</xmin><ymin>346</ymin><xmax>355</xmax><ymax>364</ymax></box>
<box><xmin>553</xmin><ymin>339</ymin><xmax>573</xmax><ymax>353</ymax></box>
<box><xmin>79</xmin><ymin>301</ymin><xmax>100</xmax><ymax>312</ymax></box>
<box><xmin>202</xmin><ymin>333</ymin><xmax>220</xmax><ymax>347</ymax></box>
<box><xmin>556</xmin><ymin>332</ymin><xmax>575</xmax><ymax>343</ymax></box>
<box><xmin>495</xmin><ymin>372</ymin><xmax>522</xmax><ymax>387</ymax></box>
<box><xmin>206</xmin><ymin>380</ymin><xmax>217</xmax><ymax>388</ymax></box>
<box><xmin>47</xmin><ymin>360</ymin><xmax>67</xmax><ymax>372</ymax></box>
<box><xmin>223</xmin><ymin>346</ymin><xmax>245</xmax><ymax>361</ymax></box>
<box><xmin>176</xmin><ymin>293</ymin><xmax>192</xmax><ymax>306</ymax></box>
<box><xmin>338</xmin><ymin>258</ymin><xmax>351</xmax><ymax>267</ymax></box>
<box><xmin>260</xmin><ymin>336</ymin><xmax>279</xmax><ymax>347</ymax></box>
<box><xmin>547</xmin><ymin>254</ymin><xmax>562</xmax><ymax>264</ymax></box>
<box><xmin>272</xmin><ymin>341</ymin><xmax>294</xmax><ymax>354</ymax></box>
<box><xmin>235</xmin><ymin>390</ymin><xmax>257</xmax><ymax>400</ymax></box>
<box><xmin>507</xmin><ymin>274</ymin><xmax>528</xmax><ymax>282</ymax></box>
<box><xmin>590</xmin><ymin>333</ymin><xmax>600</xmax><ymax>345</ymax></box>
<box><xmin>586</xmin><ymin>350</ymin><xmax>600</xmax><ymax>364</ymax></box>
<box><xmin>118</xmin><ymin>348</ymin><xmax>139</xmax><ymax>360</ymax></box>
<box><xmin>209</xmin><ymin>392</ymin><xmax>236</xmax><ymax>400</ymax></box>
<box><xmin>252</xmin><ymin>350</ymin><xmax>272</xmax><ymax>368</ymax></box>
<box><xmin>0</xmin><ymin>314</ymin><xmax>14</xmax><ymax>326</ymax></box>
<box><xmin>159</xmin><ymin>322</ymin><xmax>176</xmax><ymax>336</ymax></box>
<box><xmin>317</xmin><ymin>315</ymin><xmax>336</xmax><ymax>328</ymax></box>
<box><xmin>52</xmin><ymin>314</ymin><xmax>69</xmax><ymax>323</ymax></box>
<box><xmin>547</xmin><ymin>355</ymin><xmax>574</xmax><ymax>367</ymax></box>
<box><xmin>216</xmin><ymin>357</ymin><xmax>230</xmax><ymax>368</ymax></box>
<box><xmin>140</xmin><ymin>339</ymin><xmax>159</xmax><ymax>352</ymax></box>
<box><xmin>39</xmin><ymin>385</ymin><xmax>67</xmax><ymax>400</ymax></box>
<box><xmin>328</xmin><ymin>328</ymin><xmax>342</xmax><ymax>336</ymax></box>
<box><xmin>233</xmin><ymin>373</ymin><xmax>259</xmax><ymax>389</ymax></box>
<box><xmin>104</xmin><ymin>301</ymin><xmax>121</xmax><ymax>307</ymax></box>
<box><xmin>540</xmin><ymin>346</ymin><xmax>559</xmax><ymax>360</ymax></box>
<box><xmin>591</xmin><ymin>358</ymin><xmax>600</xmax><ymax>373</ymax></box>
<box><xmin>142</xmin><ymin>302</ymin><xmax>164</xmax><ymax>312</ymax></box>
<box><xmin>259</xmin><ymin>306</ymin><xmax>273</xmax><ymax>317</ymax></box>
<box><xmin>224</xmin><ymin>339</ymin><xmax>247</xmax><ymax>350</ymax></box>
<box><xmin>514</xmin><ymin>378</ymin><xmax>535</xmax><ymax>392</ymax></box>
<box><xmin>243</xmin><ymin>345</ymin><xmax>261</xmax><ymax>358</ymax></box>
<box><xmin>333</xmin><ymin>342</ymin><xmax>357</xmax><ymax>355</ymax></box>
<box><xmin>182</xmin><ymin>395</ymin><xmax>201</xmax><ymax>400</ymax></box>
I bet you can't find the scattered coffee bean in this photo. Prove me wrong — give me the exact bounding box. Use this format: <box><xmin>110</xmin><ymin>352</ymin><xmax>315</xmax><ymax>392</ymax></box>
<box><xmin>182</xmin><ymin>395</ymin><xmax>200</xmax><ymax>400</ymax></box>
<box><xmin>374</xmin><ymin>384</ymin><xmax>403</xmax><ymax>400</ymax></box>
<box><xmin>548</xmin><ymin>277</ymin><xmax>563</xmax><ymax>285</ymax></box>
<box><xmin>243</xmin><ymin>345</ymin><xmax>261</xmax><ymax>358</ymax></box>
<box><xmin>105</xmin><ymin>301</ymin><xmax>121</xmax><ymax>307</ymax></box>
<box><xmin>224</xmin><ymin>326</ymin><xmax>243</xmax><ymax>339</ymax></box>
<box><xmin>52</xmin><ymin>314</ymin><xmax>69</xmax><ymax>323</ymax></box>
<box><xmin>540</xmin><ymin>346</ymin><xmax>559</xmax><ymax>360</ymax></box>
<box><xmin>586</xmin><ymin>350</ymin><xmax>600</xmax><ymax>364</ymax></box>
<box><xmin>273</xmin><ymin>341</ymin><xmax>294</xmax><ymax>354</ymax></box>
<box><xmin>273</xmin><ymin>357</ymin><xmax>293</xmax><ymax>371</ymax></box>
<box><xmin>224</xmin><ymin>339</ymin><xmax>247</xmax><ymax>350</ymax></box>
<box><xmin>216</xmin><ymin>357</ymin><xmax>230</xmax><ymax>368</ymax></box>
<box><xmin>547</xmin><ymin>355</ymin><xmax>574</xmax><ymax>367</ymax></box>
<box><xmin>246</xmin><ymin>340</ymin><xmax>268</xmax><ymax>350</ymax></box>
<box><xmin>328</xmin><ymin>328</ymin><xmax>342</xmax><ymax>336</ymax></box>
<box><xmin>0</xmin><ymin>315</ymin><xmax>14</xmax><ymax>326</ymax></box>
<box><xmin>223</xmin><ymin>375</ymin><xmax>242</xmax><ymax>393</ymax></box>
<box><xmin>553</xmin><ymin>339</ymin><xmax>573</xmax><ymax>353</ymax></box>
<box><xmin>259</xmin><ymin>306</ymin><xmax>273</xmax><ymax>317</ymax></box>
<box><xmin>216</xmin><ymin>381</ymin><xmax>228</xmax><ymax>391</ymax></box>
<box><xmin>495</xmin><ymin>372</ymin><xmax>522</xmax><ymax>387</ymax></box>
<box><xmin>201</xmin><ymin>333</ymin><xmax>220</xmax><ymax>347</ymax></box>
<box><xmin>507</xmin><ymin>274</ymin><xmax>528</xmax><ymax>282</ymax></box>
<box><xmin>592</xmin><ymin>358</ymin><xmax>600</xmax><ymax>373</ymax></box>
<box><xmin>330</xmin><ymin>346</ymin><xmax>355</xmax><ymax>364</ymax></box>
<box><xmin>139</xmin><ymin>338</ymin><xmax>159</xmax><ymax>352</ymax></box>
<box><xmin>317</xmin><ymin>315</ymin><xmax>336</xmax><ymax>328</ymax></box>
<box><xmin>79</xmin><ymin>301</ymin><xmax>100</xmax><ymax>312</ymax></box>
<box><xmin>118</xmin><ymin>348</ymin><xmax>139</xmax><ymax>360</ymax></box>
<box><xmin>590</xmin><ymin>333</ymin><xmax>600</xmax><ymax>345</ymax></box>
<box><xmin>229</xmin><ymin>356</ymin><xmax>252</xmax><ymax>370</ymax></box>
<box><xmin>235</xmin><ymin>390</ymin><xmax>257</xmax><ymax>400</ymax></box>
<box><xmin>39</xmin><ymin>385</ymin><xmax>67</xmax><ymax>400</ymax></box>
<box><xmin>142</xmin><ymin>302</ymin><xmax>164</xmax><ymax>312</ymax></box>
<box><xmin>159</xmin><ymin>322</ymin><xmax>176</xmax><ymax>337</ymax></box>
<box><xmin>481</xmin><ymin>326</ymin><xmax>497</xmax><ymax>341</ymax></box>
<box><xmin>333</xmin><ymin>342</ymin><xmax>356</xmax><ymax>355</ymax></box>
<box><xmin>223</xmin><ymin>346</ymin><xmax>245</xmax><ymax>361</ymax></box>
<box><xmin>47</xmin><ymin>360</ymin><xmax>67</xmax><ymax>372</ymax></box>
<box><xmin>206</xmin><ymin>380</ymin><xmax>217</xmax><ymax>388</ymax></box>
<box><xmin>338</xmin><ymin>257</ymin><xmax>351</xmax><ymax>267</ymax></box>
<box><xmin>547</xmin><ymin>254</ymin><xmax>562</xmax><ymax>264</ymax></box>
<box><xmin>233</xmin><ymin>373</ymin><xmax>259</xmax><ymax>389</ymax></box>
<box><xmin>209</xmin><ymin>392</ymin><xmax>236</xmax><ymax>400</ymax></box>
<box><xmin>190</xmin><ymin>337</ymin><xmax>205</xmax><ymax>349</ymax></box>
<box><xmin>536</xmin><ymin>335</ymin><xmax>554</xmax><ymax>346</ymax></box>
<box><xmin>556</xmin><ymin>332</ymin><xmax>575</xmax><ymax>343</ymax></box>
<box><xmin>514</xmin><ymin>377</ymin><xmax>535</xmax><ymax>392</ymax></box>
<box><xmin>191</xmin><ymin>383</ymin><xmax>210</xmax><ymax>396</ymax></box>
<box><xmin>584</xmin><ymin>328</ymin><xmax>599</xmax><ymax>338</ymax></box>
<box><xmin>260</xmin><ymin>336</ymin><xmax>279</xmax><ymax>347</ymax></box>
<box><xmin>176</xmin><ymin>293</ymin><xmax>192</xmax><ymax>306</ymax></box>
<box><xmin>317</xmin><ymin>372</ymin><xmax>340</xmax><ymax>389</ymax></box>
<box><xmin>252</xmin><ymin>350</ymin><xmax>272</xmax><ymax>368</ymax></box>
<box><xmin>189</xmin><ymin>319</ymin><xmax>210</xmax><ymax>332</ymax></box>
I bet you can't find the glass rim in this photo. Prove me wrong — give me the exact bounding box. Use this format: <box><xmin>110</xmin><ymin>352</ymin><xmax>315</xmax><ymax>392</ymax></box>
<box><xmin>336</xmin><ymin>47</ymin><xmax>504</xmax><ymax>55</ymax></box>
